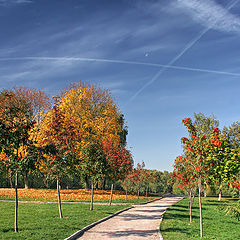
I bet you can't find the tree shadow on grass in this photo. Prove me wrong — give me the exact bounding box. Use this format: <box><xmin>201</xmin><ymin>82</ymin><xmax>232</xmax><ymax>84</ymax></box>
<box><xmin>161</xmin><ymin>227</ymin><xmax>198</xmax><ymax>236</ymax></box>
<box><xmin>205</xmin><ymin>199</ymin><xmax>236</xmax><ymax>204</ymax></box>
<box><xmin>172</xmin><ymin>204</ymin><xmax>199</xmax><ymax>210</ymax></box>
<box><xmin>169</xmin><ymin>207</ymin><xmax>188</xmax><ymax>212</ymax></box>
<box><xmin>170</xmin><ymin>206</ymin><xmax>205</xmax><ymax>212</ymax></box>
<box><xmin>164</xmin><ymin>213</ymin><xmax>199</xmax><ymax>220</ymax></box>
<box><xmin>2</xmin><ymin>228</ymin><xmax>14</xmax><ymax>233</ymax></box>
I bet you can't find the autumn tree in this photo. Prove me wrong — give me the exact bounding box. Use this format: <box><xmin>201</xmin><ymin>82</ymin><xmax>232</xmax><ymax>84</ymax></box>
<box><xmin>102</xmin><ymin>138</ymin><xmax>133</xmax><ymax>205</ymax></box>
<box><xmin>58</xmin><ymin>82</ymin><xmax>122</xmax><ymax>148</ymax></box>
<box><xmin>55</xmin><ymin>82</ymin><xmax>128</xmax><ymax>209</ymax></box>
<box><xmin>37</xmin><ymin>97</ymin><xmax>76</xmax><ymax>218</ymax></box>
<box><xmin>127</xmin><ymin>162</ymin><xmax>145</xmax><ymax>199</ymax></box>
<box><xmin>172</xmin><ymin>155</ymin><xmax>197</xmax><ymax>223</ymax></box>
<box><xmin>181</xmin><ymin>117</ymin><xmax>210</xmax><ymax>237</ymax></box>
<box><xmin>0</xmin><ymin>89</ymin><xmax>40</xmax><ymax>232</ymax></box>
<box><xmin>58</xmin><ymin>84</ymin><xmax>125</xmax><ymax>174</ymax></box>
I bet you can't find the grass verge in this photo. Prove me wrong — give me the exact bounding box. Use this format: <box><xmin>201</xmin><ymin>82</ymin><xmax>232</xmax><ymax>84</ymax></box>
<box><xmin>0</xmin><ymin>202</ymin><xmax>130</xmax><ymax>240</ymax></box>
<box><xmin>160</xmin><ymin>197</ymin><xmax>240</xmax><ymax>240</ymax></box>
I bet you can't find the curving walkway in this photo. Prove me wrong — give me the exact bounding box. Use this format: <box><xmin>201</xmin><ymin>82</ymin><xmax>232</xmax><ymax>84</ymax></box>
<box><xmin>77</xmin><ymin>196</ymin><xmax>183</xmax><ymax>240</ymax></box>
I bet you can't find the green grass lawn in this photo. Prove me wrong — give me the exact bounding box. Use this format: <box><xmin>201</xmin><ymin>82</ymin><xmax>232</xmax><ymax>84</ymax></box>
<box><xmin>0</xmin><ymin>202</ymin><xmax>130</xmax><ymax>240</ymax></box>
<box><xmin>161</xmin><ymin>197</ymin><xmax>240</xmax><ymax>240</ymax></box>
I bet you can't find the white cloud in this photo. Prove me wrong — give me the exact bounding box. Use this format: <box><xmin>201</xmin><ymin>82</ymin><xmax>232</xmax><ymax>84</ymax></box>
<box><xmin>173</xmin><ymin>0</ymin><xmax>240</xmax><ymax>33</ymax></box>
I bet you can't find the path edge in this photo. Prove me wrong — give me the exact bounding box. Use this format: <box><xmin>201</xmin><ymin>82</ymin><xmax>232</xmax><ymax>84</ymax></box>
<box><xmin>64</xmin><ymin>206</ymin><xmax>133</xmax><ymax>240</ymax></box>
<box><xmin>157</xmin><ymin>196</ymin><xmax>185</xmax><ymax>240</ymax></box>
<box><xmin>158</xmin><ymin>210</ymin><xmax>166</xmax><ymax>240</ymax></box>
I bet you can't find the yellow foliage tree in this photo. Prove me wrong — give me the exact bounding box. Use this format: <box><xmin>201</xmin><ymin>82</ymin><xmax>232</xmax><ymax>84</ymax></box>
<box><xmin>37</xmin><ymin>82</ymin><xmax>125</xmax><ymax>211</ymax></box>
<box><xmin>58</xmin><ymin>82</ymin><xmax>122</xmax><ymax>153</ymax></box>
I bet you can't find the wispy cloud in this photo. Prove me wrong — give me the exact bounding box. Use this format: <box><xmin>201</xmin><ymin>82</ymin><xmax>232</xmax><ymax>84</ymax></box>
<box><xmin>0</xmin><ymin>56</ymin><xmax>239</xmax><ymax>77</ymax></box>
<box><xmin>128</xmin><ymin>0</ymin><xmax>240</xmax><ymax>103</ymax></box>
<box><xmin>173</xmin><ymin>0</ymin><xmax>240</xmax><ymax>33</ymax></box>
<box><xmin>0</xmin><ymin>71</ymin><xmax>31</xmax><ymax>83</ymax></box>
<box><xmin>0</xmin><ymin>0</ymin><xmax>33</xmax><ymax>6</ymax></box>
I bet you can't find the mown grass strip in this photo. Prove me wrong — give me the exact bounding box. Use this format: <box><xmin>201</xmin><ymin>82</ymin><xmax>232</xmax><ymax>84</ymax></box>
<box><xmin>0</xmin><ymin>202</ymin><xmax>130</xmax><ymax>240</ymax></box>
<box><xmin>160</xmin><ymin>197</ymin><xmax>240</xmax><ymax>240</ymax></box>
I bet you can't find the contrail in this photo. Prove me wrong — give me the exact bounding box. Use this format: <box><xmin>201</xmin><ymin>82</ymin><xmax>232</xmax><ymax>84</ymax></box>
<box><xmin>0</xmin><ymin>56</ymin><xmax>239</xmax><ymax>76</ymax></box>
<box><xmin>128</xmin><ymin>0</ymin><xmax>240</xmax><ymax>103</ymax></box>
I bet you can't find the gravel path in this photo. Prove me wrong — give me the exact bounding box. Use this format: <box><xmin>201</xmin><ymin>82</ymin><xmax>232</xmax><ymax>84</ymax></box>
<box><xmin>77</xmin><ymin>196</ymin><xmax>183</xmax><ymax>240</ymax></box>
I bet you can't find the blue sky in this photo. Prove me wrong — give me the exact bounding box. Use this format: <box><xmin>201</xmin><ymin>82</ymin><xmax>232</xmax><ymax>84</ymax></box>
<box><xmin>0</xmin><ymin>0</ymin><xmax>240</xmax><ymax>171</ymax></box>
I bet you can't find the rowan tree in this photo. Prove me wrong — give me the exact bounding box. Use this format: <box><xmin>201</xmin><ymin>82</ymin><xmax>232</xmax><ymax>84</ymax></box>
<box><xmin>172</xmin><ymin>155</ymin><xmax>197</xmax><ymax>223</ymax></box>
<box><xmin>126</xmin><ymin>162</ymin><xmax>145</xmax><ymax>198</ymax></box>
<box><xmin>181</xmin><ymin>117</ymin><xmax>209</xmax><ymax>237</ymax></box>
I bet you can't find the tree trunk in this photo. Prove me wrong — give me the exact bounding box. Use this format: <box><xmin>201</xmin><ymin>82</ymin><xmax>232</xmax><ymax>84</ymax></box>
<box><xmin>109</xmin><ymin>183</ymin><xmax>114</xmax><ymax>206</ymax></box>
<box><xmin>189</xmin><ymin>200</ymin><xmax>193</xmax><ymax>223</ymax></box>
<box><xmin>125</xmin><ymin>189</ymin><xmax>128</xmax><ymax>200</ymax></box>
<box><xmin>189</xmin><ymin>191</ymin><xmax>193</xmax><ymax>223</ymax></box>
<box><xmin>44</xmin><ymin>176</ymin><xmax>49</xmax><ymax>188</ymax></box>
<box><xmin>9</xmin><ymin>170</ymin><xmax>13</xmax><ymax>188</ymax></box>
<box><xmin>218</xmin><ymin>189</ymin><xmax>222</xmax><ymax>201</ymax></box>
<box><xmin>204</xmin><ymin>183</ymin><xmax>207</xmax><ymax>198</ymax></box>
<box><xmin>57</xmin><ymin>178</ymin><xmax>63</xmax><ymax>218</ymax></box>
<box><xmin>198</xmin><ymin>177</ymin><xmax>203</xmax><ymax>238</ymax></box>
<box><xmin>14</xmin><ymin>172</ymin><xmax>18</xmax><ymax>232</ymax></box>
<box><xmin>24</xmin><ymin>173</ymin><xmax>29</xmax><ymax>189</ymax></box>
<box><xmin>146</xmin><ymin>184</ymin><xmax>149</xmax><ymax>197</ymax></box>
<box><xmin>137</xmin><ymin>188</ymin><xmax>140</xmax><ymax>200</ymax></box>
<box><xmin>85</xmin><ymin>176</ymin><xmax>90</xmax><ymax>190</ymax></box>
<box><xmin>103</xmin><ymin>178</ymin><xmax>106</xmax><ymax>190</ymax></box>
<box><xmin>90</xmin><ymin>181</ymin><xmax>94</xmax><ymax>211</ymax></box>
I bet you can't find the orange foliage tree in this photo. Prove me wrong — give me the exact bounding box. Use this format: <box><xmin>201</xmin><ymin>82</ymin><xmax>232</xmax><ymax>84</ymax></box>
<box><xmin>102</xmin><ymin>137</ymin><xmax>133</xmax><ymax>205</ymax></box>
<box><xmin>172</xmin><ymin>155</ymin><xmax>197</xmax><ymax>223</ymax></box>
